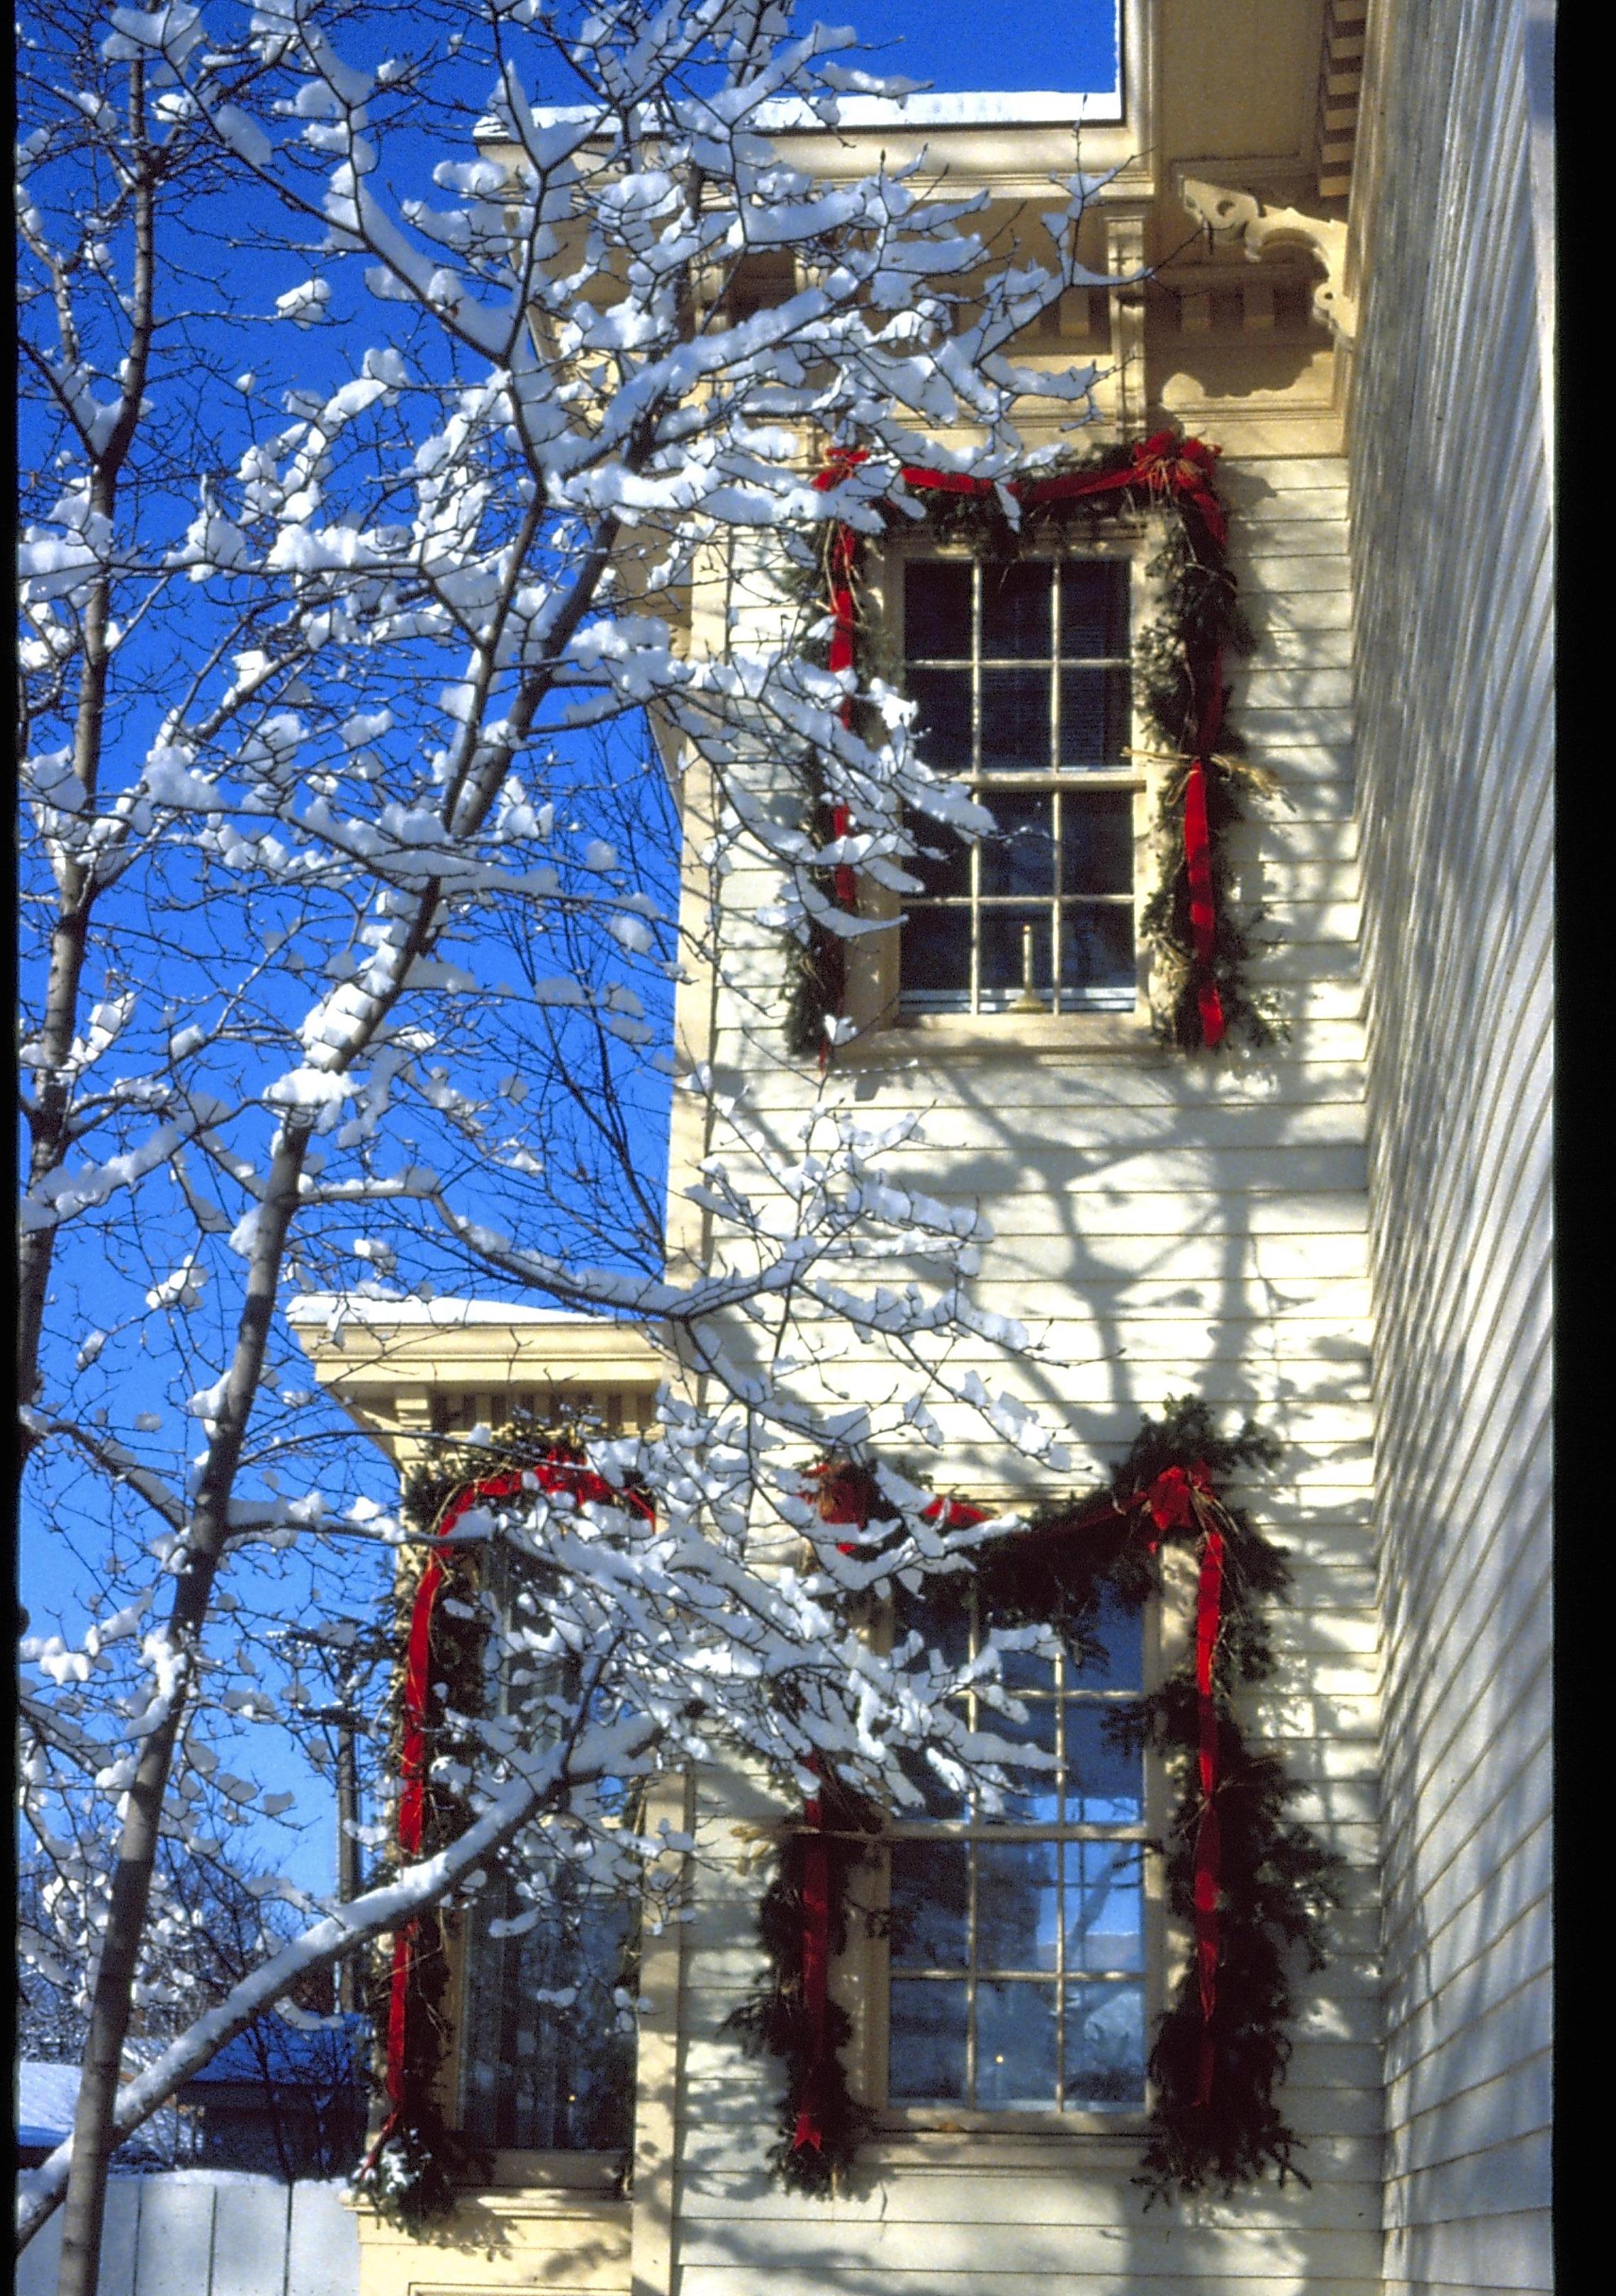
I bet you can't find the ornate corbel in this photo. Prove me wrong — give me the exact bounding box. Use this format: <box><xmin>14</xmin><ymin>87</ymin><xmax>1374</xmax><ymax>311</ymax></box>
<box><xmin>1177</xmin><ymin>174</ymin><xmax>1357</xmax><ymax>347</ymax></box>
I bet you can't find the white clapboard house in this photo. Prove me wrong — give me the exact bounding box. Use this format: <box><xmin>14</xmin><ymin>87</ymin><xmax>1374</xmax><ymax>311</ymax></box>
<box><xmin>297</xmin><ymin>5</ymin><xmax>1553</xmax><ymax>2293</ymax></box>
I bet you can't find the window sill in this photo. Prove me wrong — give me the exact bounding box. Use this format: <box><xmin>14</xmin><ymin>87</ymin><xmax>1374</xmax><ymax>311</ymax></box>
<box><xmin>867</xmin><ymin>2113</ymin><xmax>1149</xmax><ymax>2168</ymax></box>
<box><xmin>836</xmin><ymin>1009</ymin><xmax>1165</xmax><ymax>1066</ymax></box>
<box><xmin>475</xmin><ymin>2148</ymin><xmax>629</xmax><ymax>2193</ymax></box>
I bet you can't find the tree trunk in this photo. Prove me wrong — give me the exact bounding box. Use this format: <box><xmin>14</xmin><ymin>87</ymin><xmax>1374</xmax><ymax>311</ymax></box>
<box><xmin>54</xmin><ymin>1122</ymin><xmax>310</xmax><ymax>2296</ymax></box>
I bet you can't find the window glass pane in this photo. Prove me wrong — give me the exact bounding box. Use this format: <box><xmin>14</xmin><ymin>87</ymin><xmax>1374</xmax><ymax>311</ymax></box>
<box><xmin>905</xmin><ymin>561</ymin><xmax>972</xmax><ymax>660</ymax></box>
<box><xmin>1063</xmin><ymin>1981</ymin><xmax>1146</xmax><ymax>2107</ymax></box>
<box><xmin>909</xmin><ymin>667</ymin><xmax>972</xmax><ymax>765</ymax></box>
<box><xmin>982</xmin><ymin>561</ymin><xmax>1052</xmax><ymax>658</ymax></box>
<box><xmin>997</xmin><ymin>1636</ymin><xmax>1058</xmax><ymax>1694</ymax></box>
<box><xmin>1059</xmin><ymin>905</ymin><xmax>1134</xmax><ymax>997</ymax></box>
<box><xmin>902</xmin><ymin>906</ymin><xmax>971</xmax><ymax>1003</ymax></box>
<box><xmin>981</xmin><ymin>668</ymin><xmax>1051</xmax><ymax>772</ymax></box>
<box><xmin>977</xmin><ymin>1981</ymin><xmax>1057</xmax><ymax>2107</ymax></box>
<box><xmin>908</xmin><ymin>826</ymin><xmax>972</xmax><ymax>900</ymax></box>
<box><xmin>1072</xmin><ymin>1589</ymin><xmax>1145</xmax><ymax>1688</ymax></box>
<box><xmin>1064</xmin><ymin>1704</ymin><xmax>1143</xmax><ymax>1824</ymax></box>
<box><xmin>976</xmin><ymin>1696</ymin><xmax>1059</xmax><ymax>1825</ymax></box>
<box><xmin>1064</xmin><ymin>1842</ymin><xmax>1145</xmax><ymax>1973</ymax></box>
<box><xmin>975</xmin><ymin>1840</ymin><xmax>1060</xmax><ymax>1970</ymax></box>
<box><xmin>895</xmin><ymin>1741</ymin><xmax>971</xmax><ymax>1820</ymax></box>
<box><xmin>889</xmin><ymin>1979</ymin><xmax>968</xmax><ymax>2099</ymax></box>
<box><xmin>460</xmin><ymin>1874</ymin><xmax>634</xmax><ymax>2150</ymax></box>
<box><xmin>890</xmin><ymin>1840</ymin><xmax>970</xmax><ymax>1969</ymax></box>
<box><xmin>980</xmin><ymin>907</ymin><xmax>1050</xmax><ymax>1002</ymax></box>
<box><xmin>894</xmin><ymin>1577</ymin><xmax>972</xmax><ymax>1669</ymax></box>
<box><xmin>1060</xmin><ymin>560</ymin><xmax>1128</xmax><ymax>657</ymax></box>
<box><xmin>980</xmin><ymin>792</ymin><xmax>1056</xmax><ymax>897</ymax></box>
<box><xmin>1060</xmin><ymin>792</ymin><xmax>1133</xmax><ymax>894</ymax></box>
<box><xmin>1059</xmin><ymin>667</ymin><xmax>1130</xmax><ymax>767</ymax></box>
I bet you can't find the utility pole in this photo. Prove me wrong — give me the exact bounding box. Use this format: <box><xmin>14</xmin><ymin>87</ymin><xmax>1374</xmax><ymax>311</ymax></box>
<box><xmin>277</xmin><ymin>1622</ymin><xmax>388</xmax><ymax>2014</ymax></box>
<box><xmin>332</xmin><ymin>1655</ymin><xmax>362</xmax><ymax>2013</ymax></box>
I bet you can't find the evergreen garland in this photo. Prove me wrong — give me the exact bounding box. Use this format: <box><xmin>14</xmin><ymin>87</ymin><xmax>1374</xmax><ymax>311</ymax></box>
<box><xmin>352</xmin><ymin>1514</ymin><xmax>490</xmax><ymax>2229</ymax></box>
<box><xmin>782</xmin><ymin>434</ymin><xmax>1278</xmax><ymax>1058</ymax></box>
<box><xmin>352</xmin><ymin>1419</ymin><xmax>623</xmax><ymax>2229</ymax></box>
<box><xmin>722</xmin><ymin>1768</ymin><xmax>887</xmax><ymax>2195</ymax></box>
<box><xmin>725</xmin><ymin>1399</ymin><xmax>1340</xmax><ymax>2201</ymax></box>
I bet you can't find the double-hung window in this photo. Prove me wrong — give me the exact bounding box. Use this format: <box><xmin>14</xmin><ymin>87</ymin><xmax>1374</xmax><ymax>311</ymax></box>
<box><xmin>459</xmin><ymin>1845</ymin><xmax>636</xmax><ymax>2151</ymax></box>
<box><xmin>884</xmin><ymin>1582</ymin><xmax>1149</xmax><ymax>2116</ymax></box>
<box><xmin>899</xmin><ymin>553</ymin><xmax>1138</xmax><ymax>1016</ymax></box>
<box><xmin>457</xmin><ymin>1547</ymin><xmax>636</xmax><ymax>2153</ymax></box>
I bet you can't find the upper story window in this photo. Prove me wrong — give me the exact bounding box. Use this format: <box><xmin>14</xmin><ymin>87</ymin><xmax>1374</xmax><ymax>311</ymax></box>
<box><xmin>883</xmin><ymin>1581</ymin><xmax>1148</xmax><ymax>2116</ymax></box>
<box><xmin>900</xmin><ymin>554</ymin><xmax>1138</xmax><ymax>1017</ymax></box>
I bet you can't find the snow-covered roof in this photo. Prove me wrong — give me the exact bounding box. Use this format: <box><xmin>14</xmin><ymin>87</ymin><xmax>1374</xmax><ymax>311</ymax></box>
<box><xmin>754</xmin><ymin>91</ymin><xmax>1123</xmax><ymax>128</ymax></box>
<box><xmin>285</xmin><ymin>1295</ymin><xmax>618</xmax><ymax>1328</ymax></box>
<box><xmin>16</xmin><ymin>2060</ymin><xmax>80</xmax><ymax>2146</ymax></box>
<box><xmin>478</xmin><ymin>86</ymin><xmax>1123</xmax><ymax>142</ymax></box>
<box><xmin>179</xmin><ymin>2016</ymin><xmax>368</xmax><ymax>2093</ymax></box>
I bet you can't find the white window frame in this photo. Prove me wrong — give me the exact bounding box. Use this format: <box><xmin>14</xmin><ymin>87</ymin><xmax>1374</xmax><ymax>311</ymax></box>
<box><xmin>846</xmin><ymin>529</ymin><xmax>1155</xmax><ymax>1039</ymax></box>
<box><xmin>834</xmin><ymin>1577</ymin><xmax>1169</xmax><ymax>2137</ymax></box>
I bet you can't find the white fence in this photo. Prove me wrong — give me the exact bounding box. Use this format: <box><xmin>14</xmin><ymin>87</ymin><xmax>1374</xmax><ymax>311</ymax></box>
<box><xmin>15</xmin><ymin>2174</ymin><xmax>358</xmax><ymax>2296</ymax></box>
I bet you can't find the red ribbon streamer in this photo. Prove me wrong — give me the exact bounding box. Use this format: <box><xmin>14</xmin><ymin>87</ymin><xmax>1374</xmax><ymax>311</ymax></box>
<box><xmin>809</xmin><ymin>455</ymin><xmax>870</xmax><ymax>1065</ymax></box>
<box><xmin>1191</xmin><ymin>1524</ymin><xmax>1225</xmax><ymax>2107</ymax></box>
<box><xmin>381</xmin><ymin>1544</ymin><xmax>447</xmax><ymax>2120</ymax></box>
<box><xmin>792</xmin><ymin>1771</ymin><xmax>832</xmax><ymax>2153</ymax></box>
<box><xmin>1130</xmin><ymin>1461</ymin><xmax>1224</xmax><ymax>2101</ymax></box>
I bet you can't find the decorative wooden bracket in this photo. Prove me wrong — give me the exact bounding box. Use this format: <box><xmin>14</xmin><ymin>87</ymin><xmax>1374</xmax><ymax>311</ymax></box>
<box><xmin>1177</xmin><ymin>174</ymin><xmax>1358</xmax><ymax>347</ymax></box>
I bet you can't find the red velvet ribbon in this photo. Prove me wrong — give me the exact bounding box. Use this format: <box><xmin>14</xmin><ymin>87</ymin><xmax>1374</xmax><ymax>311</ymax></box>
<box><xmin>1191</xmin><ymin>1526</ymin><xmax>1225</xmax><ymax>2108</ymax></box>
<box><xmin>897</xmin><ymin>430</ymin><xmax>1226</xmax><ymax>544</ymax></box>
<box><xmin>1132</xmin><ymin>1461</ymin><xmax>1223</xmax><ymax>2103</ymax></box>
<box><xmin>381</xmin><ymin>1546</ymin><xmax>446</xmax><ymax>2120</ymax></box>
<box><xmin>792</xmin><ymin>1769</ymin><xmax>832</xmax><ymax>2153</ymax></box>
<box><xmin>1184</xmin><ymin>644</ymin><xmax>1227</xmax><ymax>1049</ymax></box>
<box><xmin>809</xmin><ymin>455</ymin><xmax>870</xmax><ymax>1064</ymax></box>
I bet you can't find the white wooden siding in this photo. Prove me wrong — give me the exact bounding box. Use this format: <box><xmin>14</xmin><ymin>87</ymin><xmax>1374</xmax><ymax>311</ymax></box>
<box><xmin>670</xmin><ymin>453</ymin><xmax>1383</xmax><ymax>2293</ymax></box>
<box><xmin>1347</xmin><ymin>2</ymin><xmax>1554</xmax><ymax>2290</ymax></box>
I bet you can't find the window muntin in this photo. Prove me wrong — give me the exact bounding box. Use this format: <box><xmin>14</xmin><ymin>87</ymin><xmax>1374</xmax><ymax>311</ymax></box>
<box><xmin>885</xmin><ymin>1582</ymin><xmax>1148</xmax><ymax>2115</ymax></box>
<box><xmin>901</xmin><ymin>555</ymin><xmax>1137</xmax><ymax>1015</ymax></box>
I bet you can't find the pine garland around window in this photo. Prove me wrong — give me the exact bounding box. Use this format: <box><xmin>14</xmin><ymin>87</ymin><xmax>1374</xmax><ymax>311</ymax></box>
<box><xmin>724</xmin><ymin>1400</ymin><xmax>1340</xmax><ymax>2201</ymax></box>
<box><xmin>352</xmin><ymin>1423</ymin><xmax>646</xmax><ymax>2229</ymax></box>
<box><xmin>787</xmin><ymin>434</ymin><xmax>1277</xmax><ymax>1059</ymax></box>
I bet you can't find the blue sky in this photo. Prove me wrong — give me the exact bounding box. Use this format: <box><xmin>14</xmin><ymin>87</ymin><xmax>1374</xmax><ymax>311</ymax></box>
<box><xmin>16</xmin><ymin>0</ymin><xmax>1122</xmax><ymax>1910</ymax></box>
<box><xmin>829</xmin><ymin>0</ymin><xmax>1117</xmax><ymax>92</ymax></box>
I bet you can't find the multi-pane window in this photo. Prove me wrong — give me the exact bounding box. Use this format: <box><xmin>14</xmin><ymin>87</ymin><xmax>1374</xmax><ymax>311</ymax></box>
<box><xmin>901</xmin><ymin>555</ymin><xmax>1137</xmax><ymax>1014</ymax></box>
<box><xmin>885</xmin><ymin>1582</ymin><xmax>1148</xmax><ymax>2115</ymax></box>
<box><xmin>457</xmin><ymin>1545</ymin><xmax>636</xmax><ymax>2152</ymax></box>
<box><xmin>459</xmin><ymin>1855</ymin><xmax>635</xmax><ymax>2151</ymax></box>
